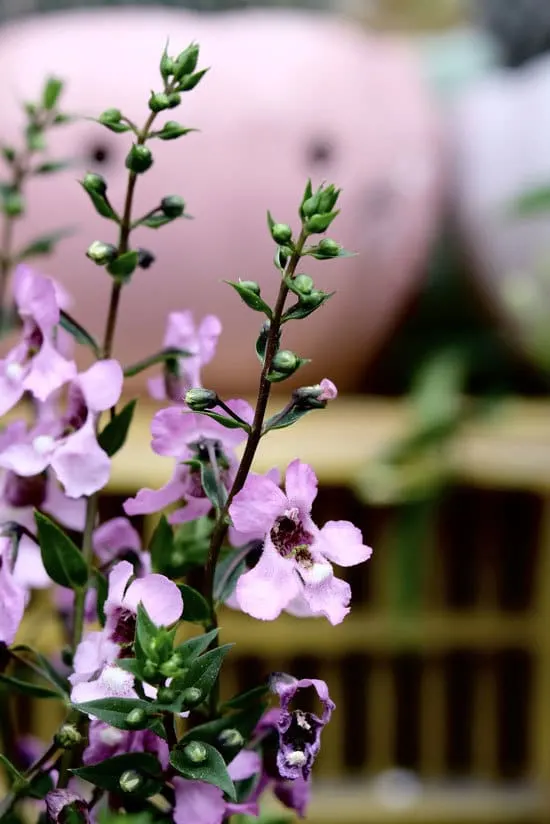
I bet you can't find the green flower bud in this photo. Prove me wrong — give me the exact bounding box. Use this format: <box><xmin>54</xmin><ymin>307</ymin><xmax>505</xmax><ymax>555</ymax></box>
<box><xmin>157</xmin><ymin>686</ymin><xmax>176</xmax><ymax>705</ymax></box>
<box><xmin>271</xmin><ymin>350</ymin><xmax>299</xmax><ymax>375</ymax></box>
<box><xmin>181</xmin><ymin>687</ymin><xmax>203</xmax><ymax>708</ymax></box>
<box><xmin>148</xmin><ymin>92</ymin><xmax>171</xmax><ymax>113</ymax></box>
<box><xmin>54</xmin><ymin>724</ymin><xmax>82</xmax><ymax>750</ymax></box>
<box><xmin>174</xmin><ymin>43</ymin><xmax>200</xmax><ymax>80</ymax></box>
<box><xmin>293</xmin><ymin>274</ymin><xmax>314</xmax><ymax>295</ymax></box>
<box><xmin>241</xmin><ymin>280</ymin><xmax>261</xmax><ymax>294</ymax></box>
<box><xmin>160</xmin><ymin>654</ymin><xmax>184</xmax><ymax>678</ymax></box>
<box><xmin>318</xmin><ymin>185</ymin><xmax>341</xmax><ymax>214</ymax></box>
<box><xmin>86</xmin><ymin>240</ymin><xmax>117</xmax><ymax>265</ymax></box>
<box><xmin>271</xmin><ymin>223</ymin><xmax>292</xmax><ymax>245</ymax></box>
<box><xmin>167</xmin><ymin>92</ymin><xmax>182</xmax><ymax>109</ymax></box>
<box><xmin>185</xmin><ymin>388</ymin><xmax>218</xmax><ymax>411</ymax></box>
<box><xmin>119</xmin><ymin>770</ymin><xmax>143</xmax><ymax>793</ymax></box>
<box><xmin>125</xmin><ymin>144</ymin><xmax>154</xmax><ymax>174</ymax></box>
<box><xmin>160</xmin><ymin>50</ymin><xmax>176</xmax><ymax>80</ymax></box>
<box><xmin>3</xmin><ymin>191</ymin><xmax>24</xmax><ymax>218</ymax></box>
<box><xmin>183</xmin><ymin>741</ymin><xmax>208</xmax><ymax>763</ymax></box>
<box><xmin>99</xmin><ymin>108</ymin><xmax>122</xmax><ymax>125</ymax></box>
<box><xmin>301</xmin><ymin>289</ymin><xmax>328</xmax><ymax>308</ymax></box>
<box><xmin>161</xmin><ymin>195</ymin><xmax>185</xmax><ymax>218</ymax></box>
<box><xmin>301</xmin><ymin>193</ymin><xmax>321</xmax><ymax>218</ymax></box>
<box><xmin>142</xmin><ymin>660</ymin><xmax>158</xmax><ymax>681</ymax></box>
<box><xmin>305</xmin><ymin>211</ymin><xmax>339</xmax><ymax>234</ymax></box>
<box><xmin>126</xmin><ymin>708</ymin><xmax>148</xmax><ymax>729</ymax></box>
<box><xmin>82</xmin><ymin>172</ymin><xmax>107</xmax><ymax>196</ymax></box>
<box><xmin>318</xmin><ymin>238</ymin><xmax>341</xmax><ymax>257</ymax></box>
<box><xmin>218</xmin><ymin>728</ymin><xmax>244</xmax><ymax>748</ymax></box>
<box><xmin>156</xmin><ymin>121</ymin><xmax>194</xmax><ymax>141</ymax></box>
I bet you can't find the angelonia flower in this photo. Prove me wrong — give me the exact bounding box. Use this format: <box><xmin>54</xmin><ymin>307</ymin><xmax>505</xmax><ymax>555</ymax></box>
<box><xmin>0</xmin><ymin>535</ymin><xmax>27</xmax><ymax>646</ymax></box>
<box><xmin>84</xmin><ymin>720</ymin><xmax>169</xmax><ymax>769</ymax></box>
<box><xmin>229</xmin><ymin>459</ymin><xmax>372</xmax><ymax>624</ymax></box>
<box><xmin>45</xmin><ymin>789</ymin><xmax>89</xmax><ymax>823</ymax></box>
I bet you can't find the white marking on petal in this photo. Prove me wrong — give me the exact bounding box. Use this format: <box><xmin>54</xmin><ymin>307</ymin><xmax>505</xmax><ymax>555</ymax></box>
<box><xmin>32</xmin><ymin>435</ymin><xmax>56</xmax><ymax>455</ymax></box>
<box><xmin>101</xmin><ymin>665</ymin><xmax>132</xmax><ymax>695</ymax></box>
<box><xmin>286</xmin><ymin>750</ymin><xmax>307</xmax><ymax>767</ymax></box>
<box><xmin>6</xmin><ymin>362</ymin><xmax>24</xmax><ymax>381</ymax></box>
<box><xmin>99</xmin><ymin>726</ymin><xmax>125</xmax><ymax>746</ymax></box>
<box><xmin>307</xmin><ymin>563</ymin><xmax>332</xmax><ymax>585</ymax></box>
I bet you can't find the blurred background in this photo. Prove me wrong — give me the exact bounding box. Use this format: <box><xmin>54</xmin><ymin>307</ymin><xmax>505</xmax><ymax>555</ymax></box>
<box><xmin>4</xmin><ymin>0</ymin><xmax>550</xmax><ymax>822</ymax></box>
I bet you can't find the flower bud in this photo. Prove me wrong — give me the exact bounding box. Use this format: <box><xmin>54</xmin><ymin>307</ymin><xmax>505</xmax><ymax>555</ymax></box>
<box><xmin>183</xmin><ymin>741</ymin><xmax>208</xmax><ymax>763</ymax></box>
<box><xmin>185</xmin><ymin>388</ymin><xmax>218</xmax><ymax>412</ymax></box>
<box><xmin>125</xmin><ymin>708</ymin><xmax>147</xmax><ymax>729</ymax></box>
<box><xmin>218</xmin><ymin>728</ymin><xmax>244</xmax><ymax>748</ymax></box>
<box><xmin>161</xmin><ymin>195</ymin><xmax>185</xmax><ymax>218</ymax></box>
<box><xmin>148</xmin><ymin>92</ymin><xmax>171</xmax><ymax>113</ymax></box>
<box><xmin>301</xmin><ymin>193</ymin><xmax>321</xmax><ymax>218</ymax></box>
<box><xmin>239</xmin><ymin>280</ymin><xmax>260</xmax><ymax>295</ymax></box>
<box><xmin>99</xmin><ymin>108</ymin><xmax>122</xmax><ymax>126</ymax></box>
<box><xmin>157</xmin><ymin>121</ymin><xmax>194</xmax><ymax>141</ymax></box>
<box><xmin>318</xmin><ymin>238</ymin><xmax>341</xmax><ymax>257</ymax></box>
<box><xmin>160</xmin><ymin>50</ymin><xmax>176</xmax><ymax>80</ymax></box>
<box><xmin>82</xmin><ymin>172</ymin><xmax>107</xmax><ymax>197</ymax></box>
<box><xmin>3</xmin><ymin>192</ymin><xmax>24</xmax><ymax>217</ymax></box>
<box><xmin>142</xmin><ymin>660</ymin><xmax>158</xmax><ymax>681</ymax></box>
<box><xmin>157</xmin><ymin>686</ymin><xmax>176</xmax><ymax>705</ymax></box>
<box><xmin>293</xmin><ymin>274</ymin><xmax>314</xmax><ymax>295</ymax></box>
<box><xmin>181</xmin><ymin>687</ymin><xmax>203</xmax><ymax>708</ymax></box>
<box><xmin>54</xmin><ymin>724</ymin><xmax>82</xmax><ymax>750</ymax></box>
<box><xmin>86</xmin><ymin>240</ymin><xmax>117</xmax><ymax>265</ymax></box>
<box><xmin>305</xmin><ymin>212</ymin><xmax>338</xmax><ymax>234</ymax></box>
<box><xmin>119</xmin><ymin>770</ymin><xmax>143</xmax><ymax>793</ymax></box>
<box><xmin>271</xmin><ymin>350</ymin><xmax>299</xmax><ymax>375</ymax></box>
<box><xmin>318</xmin><ymin>185</ymin><xmax>341</xmax><ymax>214</ymax></box>
<box><xmin>125</xmin><ymin>144</ymin><xmax>153</xmax><ymax>174</ymax></box>
<box><xmin>167</xmin><ymin>92</ymin><xmax>182</xmax><ymax>109</ymax></box>
<box><xmin>301</xmin><ymin>289</ymin><xmax>328</xmax><ymax>310</ymax></box>
<box><xmin>174</xmin><ymin>43</ymin><xmax>200</xmax><ymax>80</ymax></box>
<box><xmin>271</xmin><ymin>223</ymin><xmax>292</xmax><ymax>244</ymax></box>
<box><xmin>137</xmin><ymin>248</ymin><xmax>156</xmax><ymax>269</ymax></box>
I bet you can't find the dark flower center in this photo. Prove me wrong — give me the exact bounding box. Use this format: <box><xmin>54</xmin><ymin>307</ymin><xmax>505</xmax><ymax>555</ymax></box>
<box><xmin>23</xmin><ymin>320</ymin><xmax>44</xmax><ymax>355</ymax></box>
<box><xmin>109</xmin><ymin>607</ymin><xmax>136</xmax><ymax>646</ymax></box>
<box><xmin>3</xmin><ymin>470</ymin><xmax>47</xmax><ymax>508</ymax></box>
<box><xmin>61</xmin><ymin>384</ymin><xmax>88</xmax><ymax>434</ymax></box>
<box><xmin>283</xmin><ymin>710</ymin><xmax>317</xmax><ymax>753</ymax></box>
<box><xmin>270</xmin><ymin>508</ymin><xmax>314</xmax><ymax>563</ymax></box>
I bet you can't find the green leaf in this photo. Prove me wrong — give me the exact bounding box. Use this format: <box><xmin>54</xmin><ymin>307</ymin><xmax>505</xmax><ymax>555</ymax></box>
<box><xmin>0</xmin><ymin>753</ymin><xmax>26</xmax><ymax>786</ymax></box>
<box><xmin>170</xmin><ymin>742</ymin><xmax>235</xmax><ymax>801</ymax></box>
<box><xmin>149</xmin><ymin>515</ymin><xmax>174</xmax><ymax>574</ymax></box>
<box><xmin>221</xmin><ymin>684</ymin><xmax>269</xmax><ymax>712</ymax></box>
<box><xmin>33</xmin><ymin>160</ymin><xmax>72</xmax><ymax>175</ymax></box>
<box><xmin>177</xmin><ymin>584</ymin><xmax>211</xmax><ymax>624</ymax></box>
<box><xmin>181</xmin><ymin>704</ymin><xmax>266</xmax><ymax>763</ymax></box>
<box><xmin>116</xmin><ymin>658</ymin><xmax>143</xmax><ymax>678</ymax></box>
<box><xmin>178</xmin><ymin>644</ymin><xmax>233</xmax><ymax>696</ymax></box>
<box><xmin>11</xmin><ymin>645</ymin><xmax>69</xmax><ymax>694</ymax></box>
<box><xmin>79</xmin><ymin>182</ymin><xmax>119</xmax><ymax>221</ymax></box>
<box><xmin>35</xmin><ymin>511</ymin><xmax>88</xmax><ymax>589</ymax></box>
<box><xmin>16</xmin><ymin>228</ymin><xmax>75</xmax><ymax>262</ymax></box>
<box><xmin>151</xmin><ymin>124</ymin><xmax>198</xmax><ymax>141</ymax></box>
<box><xmin>0</xmin><ymin>674</ymin><xmax>62</xmax><ymax>699</ymax></box>
<box><xmin>175</xmin><ymin>628</ymin><xmax>219</xmax><ymax>664</ymax></box>
<box><xmin>71</xmin><ymin>753</ymin><xmax>163</xmax><ymax>798</ymax></box>
<box><xmin>135</xmin><ymin>602</ymin><xmax>160</xmax><ymax>661</ymax></box>
<box><xmin>27</xmin><ymin>771</ymin><xmax>54</xmax><ymax>800</ymax></box>
<box><xmin>177</xmin><ymin>68</ymin><xmax>210</xmax><ymax>92</ymax></box>
<box><xmin>42</xmin><ymin>77</ymin><xmax>64</xmax><ymax>110</ymax></box>
<box><xmin>107</xmin><ymin>250</ymin><xmax>139</xmax><ymax>281</ymax></box>
<box><xmin>72</xmin><ymin>697</ymin><xmax>159</xmax><ymax>731</ymax></box>
<box><xmin>123</xmin><ymin>347</ymin><xmax>191</xmax><ymax>378</ymax></box>
<box><xmin>194</xmin><ymin>410</ymin><xmax>250</xmax><ymax>432</ymax></box>
<box><xmin>282</xmin><ymin>293</ymin><xmax>333</xmax><ymax>322</ymax></box>
<box><xmin>225</xmin><ymin>281</ymin><xmax>272</xmax><ymax>318</ymax></box>
<box><xmin>512</xmin><ymin>185</ymin><xmax>550</xmax><ymax>217</ymax></box>
<box><xmin>263</xmin><ymin>405</ymin><xmax>312</xmax><ymax>433</ymax></box>
<box><xmin>213</xmin><ymin>550</ymin><xmax>248</xmax><ymax>604</ymax></box>
<box><xmin>92</xmin><ymin>570</ymin><xmax>108</xmax><ymax>627</ymax></box>
<box><xmin>200</xmin><ymin>462</ymin><xmax>227</xmax><ymax>512</ymax></box>
<box><xmin>59</xmin><ymin>309</ymin><xmax>101</xmax><ymax>356</ymax></box>
<box><xmin>98</xmin><ymin>399</ymin><xmax>137</xmax><ymax>457</ymax></box>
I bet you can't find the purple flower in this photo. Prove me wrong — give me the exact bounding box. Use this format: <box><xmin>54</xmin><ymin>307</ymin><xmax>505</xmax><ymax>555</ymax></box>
<box><xmin>0</xmin><ymin>360</ymin><xmax>123</xmax><ymax>498</ymax></box>
<box><xmin>83</xmin><ymin>719</ymin><xmax>169</xmax><ymax>769</ymax></box>
<box><xmin>0</xmin><ymin>266</ymin><xmax>76</xmax><ymax>415</ymax></box>
<box><xmin>124</xmin><ymin>400</ymin><xmax>252</xmax><ymax>523</ymax></box>
<box><xmin>69</xmin><ymin>631</ymin><xmax>121</xmax><ymax>703</ymax></box>
<box><xmin>45</xmin><ymin>789</ymin><xmax>89</xmax><ymax>823</ymax></box>
<box><xmin>0</xmin><ymin>535</ymin><xmax>27</xmax><ymax>645</ymax></box>
<box><xmin>318</xmin><ymin>378</ymin><xmax>338</xmax><ymax>402</ymax></box>
<box><xmin>229</xmin><ymin>459</ymin><xmax>372</xmax><ymax>624</ymax></box>
<box><xmin>93</xmin><ymin>517</ymin><xmax>151</xmax><ymax>574</ymax></box>
<box><xmin>271</xmin><ymin>674</ymin><xmax>334</xmax><ymax>782</ymax></box>
<box><xmin>173</xmin><ymin>749</ymin><xmax>262</xmax><ymax>824</ymax></box>
<box><xmin>148</xmin><ymin>311</ymin><xmax>222</xmax><ymax>402</ymax></box>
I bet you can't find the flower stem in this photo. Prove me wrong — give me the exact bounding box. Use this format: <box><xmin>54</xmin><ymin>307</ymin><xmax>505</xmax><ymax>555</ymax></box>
<box><xmin>0</xmin><ymin>741</ymin><xmax>60</xmax><ymax>818</ymax></box>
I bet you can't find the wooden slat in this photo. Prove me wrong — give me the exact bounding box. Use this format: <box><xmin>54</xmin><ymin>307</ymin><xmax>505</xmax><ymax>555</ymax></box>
<box><xmin>531</xmin><ymin>499</ymin><xmax>550</xmax><ymax>790</ymax></box>
<box><xmin>472</xmin><ymin>656</ymin><xmax>498</xmax><ymax>780</ymax></box>
<box><xmin>419</xmin><ymin>657</ymin><xmax>446</xmax><ymax>777</ymax></box>
<box><xmin>316</xmin><ymin>661</ymin><xmax>345</xmax><ymax>778</ymax></box>
<box><xmin>367</xmin><ymin>657</ymin><xmax>395</xmax><ymax>772</ymax></box>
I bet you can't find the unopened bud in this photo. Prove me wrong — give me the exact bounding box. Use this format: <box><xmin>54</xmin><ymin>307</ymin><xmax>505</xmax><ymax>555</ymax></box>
<box><xmin>239</xmin><ymin>280</ymin><xmax>260</xmax><ymax>295</ymax></box>
<box><xmin>185</xmin><ymin>388</ymin><xmax>218</xmax><ymax>412</ymax></box>
<box><xmin>149</xmin><ymin>92</ymin><xmax>171</xmax><ymax>113</ymax></box>
<box><xmin>301</xmin><ymin>193</ymin><xmax>321</xmax><ymax>218</ymax></box>
<box><xmin>174</xmin><ymin>44</ymin><xmax>200</xmax><ymax>80</ymax></box>
<box><xmin>54</xmin><ymin>724</ymin><xmax>82</xmax><ymax>750</ymax></box>
<box><xmin>125</xmin><ymin>144</ymin><xmax>153</xmax><ymax>174</ymax></box>
<box><xmin>271</xmin><ymin>223</ymin><xmax>292</xmax><ymax>245</ymax></box>
<box><xmin>181</xmin><ymin>687</ymin><xmax>203</xmax><ymax>708</ymax></box>
<box><xmin>218</xmin><ymin>728</ymin><xmax>244</xmax><ymax>748</ymax></box>
<box><xmin>161</xmin><ymin>195</ymin><xmax>185</xmax><ymax>218</ymax></box>
<box><xmin>301</xmin><ymin>289</ymin><xmax>328</xmax><ymax>309</ymax></box>
<box><xmin>293</xmin><ymin>274</ymin><xmax>314</xmax><ymax>295</ymax></box>
<box><xmin>160</xmin><ymin>654</ymin><xmax>184</xmax><ymax>678</ymax></box>
<box><xmin>157</xmin><ymin>121</ymin><xmax>193</xmax><ymax>141</ymax></box>
<box><xmin>119</xmin><ymin>770</ymin><xmax>143</xmax><ymax>793</ymax></box>
<box><xmin>318</xmin><ymin>238</ymin><xmax>341</xmax><ymax>257</ymax></box>
<box><xmin>142</xmin><ymin>660</ymin><xmax>158</xmax><ymax>681</ymax></box>
<box><xmin>99</xmin><ymin>108</ymin><xmax>122</xmax><ymax>125</ymax></box>
<box><xmin>3</xmin><ymin>192</ymin><xmax>24</xmax><ymax>217</ymax></box>
<box><xmin>167</xmin><ymin>92</ymin><xmax>182</xmax><ymax>109</ymax></box>
<box><xmin>305</xmin><ymin>212</ymin><xmax>338</xmax><ymax>234</ymax></box>
<box><xmin>125</xmin><ymin>708</ymin><xmax>147</xmax><ymax>729</ymax></box>
<box><xmin>271</xmin><ymin>350</ymin><xmax>299</xmax><ymax>375</ymax></box>
<box><xmin>183</xmin><ymin>741</ymin><xmax>208</xmax><ymax>763</ymax></box>
<box><xmin>137</xmin><ymin>248</ymin><xmax>156</xmax><ymax>269</ymax></box>
<box><xmin>82</xmin><ymin>172</ymin><xmax>107</xmax><ymax>196</ymax></box>
<box><xmin>157</xmin><ymin>686</ymin><xmax>176</xmax><ymax>705</ymax></box>
<box><xmin>160</xmin><ymin>50</ymin><xmax>176</xmax><ymax>80</ymax></box>
<box><xmin>86</xmin><ymin>240</ymin><xmax>117</xmax><ymax>265</ymax></box>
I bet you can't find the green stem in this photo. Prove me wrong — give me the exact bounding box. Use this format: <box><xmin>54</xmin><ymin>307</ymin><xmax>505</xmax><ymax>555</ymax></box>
<box><xmin>0</xmin><ymin>741</ymin><xmax>60</xmax><ymax>819</ymax></box>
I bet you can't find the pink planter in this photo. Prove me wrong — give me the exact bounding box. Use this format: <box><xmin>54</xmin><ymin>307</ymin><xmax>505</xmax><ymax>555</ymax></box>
<box><xmin>0</xmin><ymin>8</ymin><xmax>442</xmax><ymax>395</ymax></box>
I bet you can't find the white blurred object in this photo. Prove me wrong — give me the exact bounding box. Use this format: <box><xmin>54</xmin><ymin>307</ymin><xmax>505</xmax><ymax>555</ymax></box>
<box><xmin>372</xmin><ymin>768</ymin><xmax>424</xmax><ymax>810</ymax></box>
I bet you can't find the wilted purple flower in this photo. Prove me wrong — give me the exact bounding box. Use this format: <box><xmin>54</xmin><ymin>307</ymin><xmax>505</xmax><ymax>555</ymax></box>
<box><xmin>148</xmin><ymin>311</ymin><xmax>222</xmax><ymax>402</ymax></box>
<box><xmin>0</xmin><ymin>266</ymin><xmax>76</xmax><ymax>415</ymax></box>
<box><xmin>318</xmin><ymin>378</ymin><xmax>338</xmax><ymax>402</ymax></box>
<box><xmin>229</xmin><ymin>459</ymin><xmax>372</xmax><ymax>624</ymax></box>
<box><xmin>123</xmin><ymin>400</ymin><xmax>252</xmax><ymax>523</ymax></box>
<box><xmin>84</xmin><ymin>720</ymin><xmax>169</xmax><ymax>769</ymax></box>
<box><xmin>0</xmin><ymin>360</ymin><xmax>123</xmax><ymax>498</ymax></box>
<box><xmin>45</xmin><ymin>789</ymin><xmax>89</xmax><ymax>823</ymax></box>
<box><xmin>270</xmin><ymin>674</ymin><xmax>335</xmax><ymax>782</ymax></box>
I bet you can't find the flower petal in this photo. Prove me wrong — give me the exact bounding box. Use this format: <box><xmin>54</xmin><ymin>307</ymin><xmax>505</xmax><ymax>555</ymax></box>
<box><xmin>285</xmin><ymin>459</ymin><xmax>318</xmax><ymax>511</ymax></box>
<box><xmin>23</xmin><ymin>339</ymin><xmax>76</xmax><ymax>402</ymax></box>
<box><xmin>229</xmin><ymin>473</ymin><xmax>286</xmax><ymax>534</ymax></box>
<box><xmin>168</xmin><ymin>497</ymin><xmax>212</xmax><ymax>524</ymax></box>
<box><xmin>105</xmin><ymin>561</ymin><xmax>134</xmax><ymax>610</ymax></box>
<box><xmin>77</xmin><ymin>360</ymin><xmax>123</xmax><ymax>413</ymax></box>
<box><xmin>93</xmin><ymin>517</ymin><xmax>141</xmax><ymax>564</ymax></box>
<box><xmin>302</xmin><ymin>572</ymin><xmax>351</xmax><ymax>626</ymax></box>
<box><xmin>13</xmin><ymin>535</ymin><xmax>50</xmax><ymax>589</ymax></box>
<box><xmin>124</xmin><ymin>574</ymin><xmax>183</xmax><ymax>626</ymax></box>
<box><xmin>14</xmin><ymin>266</ymin><xmax>60</xmax><ymax>331</ymax></box>
<box><xmin>235</xmin><ymin>542</ymin><xmax>299</xmax><ymax>621</ymax></box>
<box><xmin>0</xmin><ymin>441</ymin><xmax>51</xmax><ymax>477</ymax></box>
<box><xmin>151</xmin><ymin>407</ymin><xmax>197</xmax><ymax>458</ymax></box>
<box><xmin>0</xmin><ymin>540</ymin><xmax>26</xmax><ymax>645</ymax></box>
<box><xmin>123</xmin><ymin>471</ymin><xmax>185</xmax><ymax>516</ymax></box>
<box><xmin>44</xmin><ymin>477</ymin><xmax>87</xmax><ymax>531</ymax></box>
<box><xmin>173</xmin><ymin>779</ymin><xmax>225</xmax><ymax>824</ymax></box>
<box><xmin>52</xmin><ymin>418</ymin><xmax>111</xmax><ymax>498</ymax></box>
<box><xmin>227</xmin><ymin>749</ymin><xmax>261</xmax><ymax>782</ymax></box>
<box><xmin>319</xmin><ymin>521</ymin><xmax>372</xmax><ymax>567</ymax></box>
<box><xmin>72</xmin><ymin>665</ymin><xmax>136</xmax><ymax>705</ymax></box>
<box><xmin>0</xmin><ymin>364</ymin><xmax>25</xmax><ymax>416</ymax></box>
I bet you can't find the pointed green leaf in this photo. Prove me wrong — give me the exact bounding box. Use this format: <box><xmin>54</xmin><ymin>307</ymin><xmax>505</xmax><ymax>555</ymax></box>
<box><xmin>221</xmin><ymin>685</ymin><xmax>269</xmax><ymax>712</ymax></box>
<box><xmin>123</xmin><ymin>347</ymin><xmax>191</xmax><ymax>378</ymax></box>
<box><xmin>33</xmin><ymin>160</ymin><xmax>72</xmax><ymax>175</ymax></box>
<box><xmin>79</xmin><ymin>182</ymin><xmax>119</xmax><ymax>221</ymax></box>
<box><xmin>178</xmin><ymin>644</ymin><xmax>233</xmax><ymax>696</ymax></box>
<box><xmin>170</xmin><ymin>742</ymin><xmax>235</xmax><ymax>800</ymax></box>
<box><xmin>195</xmin><ymin>410</ymin><xmax>250</xmax><ymax>432</ymax></box>
<box><xmin>213</xmin><ymin>550</ymin><xmax>248</xmax><ymax>604</ymax></box>
<box><xmin>11</xmin><ymin>645</ymin><xmax>69</xmax><ymax>694</ymax></box>
<box><xmin>177</xmin><ymin>584</ymin><xmax>211</xmax><ymax>624</ymax></box>
<box><xmin>35</xmin><ymin>511</ymin><xmax>88</xmax><ymax>589</ymax></box>
<box><xmin>16</xmin><ymin>228</ymin><xmax>75</xmax><ymax>262</ymax></box>
<box><xmin>200</xmin><ymin>462</ymin><xmax>227</xmax><ymax>511</ymax></box>
<box><xmin>59</xmin><ymin>309</ymin><xmax>101</xmax><ymax>356</ymax></box>
<box><xmin>149</xmin><ymin>515</ymin><xmax>174</xmax><ymax>574</ymax></box>
<box><xmin>42</xmin><ymin>77</ymin><xmax>64</xmax><ymax>110</ymax></box>
<box><xmin>72</xmin><ymin>697</ymin><xmax>159</xmax><ymax>731</ymax></box>
<box><xmin>0</xmin><ymin>674</ymin><xmax>62</xmax><ymax>699</ymax></box>
<box><xmin>174</xmin><ymin>628</ymin><xmax>219</xmax><ymax>664</ymax></box>
<box><xmin>224</xmin><ymin>281</ymin><xmax>272</xmax><ymax>318</ymax></box>
<box><xmin>71</xmin><ymin>753</ymin><xmax>163</xmax><ymax>797</ymax></box>
<box><xmin>92</xmin><ymin>570</ymin><xmax>108</xmax><ymax>627</ymax></box>
<box><xmin>98</xmin><ymin>399</ymin><xmax>137</xmax><ymax>457</ymax></box>
<box><xmin>282</xmin><ymin>293</ymin><xmax>333</xmax><ymax>322</ymax></box>
<box><xmin>135</xmin><ymin>602</ymin><xmax>160</xmax><ymax>660</ymax></box>
<box><xmin>0</xmin><ymin>753</ymin><xmax>26</xmax><ymax>786</ymax></box>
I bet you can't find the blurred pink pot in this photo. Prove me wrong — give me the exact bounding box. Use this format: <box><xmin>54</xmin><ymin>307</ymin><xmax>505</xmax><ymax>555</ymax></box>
<box><xmin>0</xmin><ymin>8</ymin><xmax>442</xmax><ymax>395</ymax></box>
<box><xmin>449</xmin><ymin>55</ymin><xmax>550</xmax><ymax>370</ymax></box>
